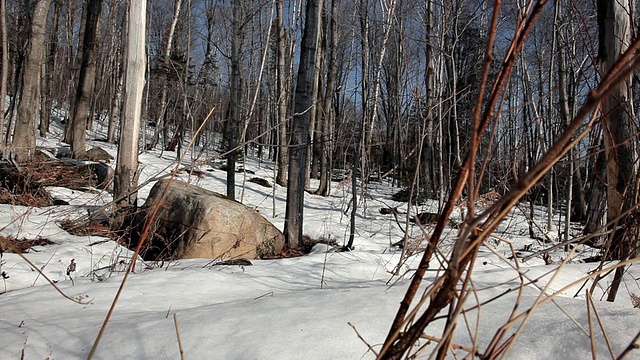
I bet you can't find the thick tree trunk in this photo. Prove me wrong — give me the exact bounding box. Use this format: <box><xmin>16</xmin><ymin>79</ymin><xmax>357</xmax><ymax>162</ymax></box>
<box><xmin>13</xmin><ymin>0</ymin><xmax>51</xmax><ymax>163</ymax></box>
<box><xmin>0</xmin><ymin>0</ymin><xmax>7</xmax><ymax>145</ymax></box>
<box><xmin>70</xmin><ymin>0</ymin><xmax>103</xmax><ymax>159</ymax></box>
<box><xmin>284</xmin><ymin>0</ymin><xmax>321</xmax><ymax>248</ymax></box>
<box><xmin>64</xmin><ymin>1</ymin><xmax>88</xmax><ymax>144</ymax></box>
<box><xmin>40</xmin><ymin>0</ymin><xmax>59</xmax><ymax>138</ymax></box>
<box><xmin>598</xmin><ymin>0</ymin><xmax>637</xmax><ymax>302</ymax></box>
<box><xmin>114</xmin><ymin>0</ymin><xmax>146</xmax><ymax>207</ymax></box>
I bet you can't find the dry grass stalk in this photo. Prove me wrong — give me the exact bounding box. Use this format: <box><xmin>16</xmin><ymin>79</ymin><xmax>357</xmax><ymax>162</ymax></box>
<box><xmin>588</xmin><ymin>290</ymin><xmax>616</xmax><ymax>359</ymax></box>
<box><xmin>173</xmin><ymin>313</ymin><xmax>185</xmax><ymax>360</ymax></box>
<box><xmin>586</xmin><ymin>289</ymin><xmax>597</xmax><ymax>360</ymax></box>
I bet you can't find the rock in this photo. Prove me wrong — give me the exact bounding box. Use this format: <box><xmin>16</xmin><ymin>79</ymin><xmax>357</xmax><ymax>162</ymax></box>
<box><xmin>379</xmin><ymin>207</ymin><xmax>399</xmax><ymax>215</ymax></box>
<box><xmin>80</xmin><ymin>163</ymin><xmax>114</xmax><ymax>190</ymax></box>
<box><xmin>35</xmin><ymin>148</ymin><xmax>57</xmax><ymax>160</ymax></box>
<box><xmin>135</xmin><ymin>179</ymin><xmax>285</xmax><ymax>260</ymax></box>
<box><xmin>85</xmin><ymin>147</ymin><xmax>113</xmax><ymax>162</ymax></box>
<box><xmin>53</xmin><ymin>147</ymin><xmax>72</xmax><ymax>158</ymax></box>
<box><xmin>248</xmin><ymin>177</ymin><xmax>271</xmax><ymax>188</ymax></box>
<box><xmin>211</xmin><ymin>258</ymin><xmax>253</xmax><ymax>266</ymax></box>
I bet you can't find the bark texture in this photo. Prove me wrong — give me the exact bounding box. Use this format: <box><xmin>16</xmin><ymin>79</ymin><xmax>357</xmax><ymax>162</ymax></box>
<box><xmin>284</xmin><ymin>0</ymin><xmax>321</xmax><ymax>248</ymax></box>
<box><xmin>13</xmin><ymin>0</ymin><xmax>51</xmax><ymax>162</ymax></box>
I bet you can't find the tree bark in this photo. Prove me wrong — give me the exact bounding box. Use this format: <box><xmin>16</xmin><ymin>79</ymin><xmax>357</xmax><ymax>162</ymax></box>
<box><xmin>4</xmin><ymin>1</ymin><xmax>28</xmax><ymax>147</ymax></box>
<box><xmin>70</xmin><ymin>0</ymin><xmax>103</xmax><ymax>159</ymax></box>
<box><xmin>226</xmin><ymin>0</ymin><xmax>244</xmax><ymax>199</ymax></box>
<box><xmin>275</xmin><ymin>0</ymin><xmax>289</xmax><ymax>187</ymax></box>
<box><xmin>284</xmin><ymin>0</ymin><xmax>321</xmax><ymax>248</ymax></box>
<box><xmin>13</xmin><ymin>0</ymin><xmax>51</xmax><ymax>163</ymax></box>
<box><xmin>114</xmin><ymin>0</ymin><xmax>146</xmax><ymax>207</ymax></box>
<box><xmin>315</xmin><ymin>0</ymin><xmax>338</xmax><ymax>196</ymax></box>
<box><xmin>555</xmin><ymin>0</ymin><xmax>573</xmax><ymax>245</ymax></box>
<box><xmin>40</xmin><ymin>0</ymin><xmax>60</xmax><ymax>138</ymax></box>
<box><xmin>598</xmin><ymin>0</ymin><xmax>637</xmax><ymax>301</ymax></box>
<box><xmin>0</xmin><ymin>0</ymin><xmax>7</xmax><ymax>144</ymax></box>
<box><xmin>64</xmin><ymin>0</ymin><xmax>89</xmax><ymax>144</ymax></box>
<box><xmin>309</xmin><ymin>10</ymin><xmax>325</xmax><ymax>185</ymax></box>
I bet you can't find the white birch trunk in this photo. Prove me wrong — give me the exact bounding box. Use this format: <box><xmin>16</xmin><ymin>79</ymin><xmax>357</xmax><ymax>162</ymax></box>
<box><xmin>114</xmin><ymin>0</ymin><xmax>146</xmax><ymax>206</ymax></box>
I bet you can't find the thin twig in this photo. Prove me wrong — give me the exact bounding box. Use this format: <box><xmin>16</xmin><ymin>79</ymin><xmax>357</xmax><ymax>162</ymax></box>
<box><xmin>348</xmin><ymin>321</ymin><xmax>379</xmax><ymax>357</ymax></box>
<box><xmin>31</xmin><ymin>249</ymin><xmax>57</xmax><ymax>287</ymax></box>
<box><xmin>420</xmin><ymin>334</ymin><xmax>476</xmax><ymax>354</ymax></box>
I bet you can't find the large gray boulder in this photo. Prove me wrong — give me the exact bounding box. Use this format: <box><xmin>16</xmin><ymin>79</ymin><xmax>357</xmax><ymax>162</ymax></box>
<box><xmin>85</xmin><ymin>146</ymin><xmax>114</xmax><ymax>162</ymax></box>
<box><xmin>135</xmin><ymin>179</ymin><xmax>284</xmax><ymax>260</ymax></box>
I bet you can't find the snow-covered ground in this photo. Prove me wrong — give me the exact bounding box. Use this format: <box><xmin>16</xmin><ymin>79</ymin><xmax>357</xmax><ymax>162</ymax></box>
<box><xmin>0</xmin><ymin>120</ymin><xmax>638</xmax><ymax>359</ymax></box>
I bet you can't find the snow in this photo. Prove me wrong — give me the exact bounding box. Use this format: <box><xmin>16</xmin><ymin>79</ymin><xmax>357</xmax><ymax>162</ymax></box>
<box><xmin>1</xmin><ymin>122</ymin><xmax>639</xmax><ymax>359</ymax></box>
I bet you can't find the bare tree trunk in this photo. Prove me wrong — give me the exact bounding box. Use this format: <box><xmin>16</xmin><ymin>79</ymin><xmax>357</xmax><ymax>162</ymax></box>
<box><xmin>114</xmin><ymin>0</ymin><xmax>146</xmax><ymax>207</ymax></box>
<box><xmin>422</xmin><ymin>0</ymin><xmax>435</xmax><ymax>196</ymax></box>
<box><xmin>310</xmin><ymin>8</ymin><xmax>326</xmax><ymax>185</ymax></box>
<box><xmin>598</xmin><ymin>0</ymin><xmax>637</xmax><ymax>301</ymax></box>
<box><xmin>347</xmin><ymin>0</ymin><xmax>370</xmax><ymax>251</ymax></box>
<box><xmin>4</xmin><ymin>1</ymin><xmax>29</xmax><ymax>147</ymax></box>
<box><xmin>64</xmin><ymin>0</ymin><xmax>88</xmax><ymax>144</ymax></box>
<box><xmin>585</xmin><ymin>137</ymin><xmax>608</xmax><ymax>240</ymax></box>
<box><xmin>176</xmin><ymin>0</ymin><xmax>192</xmax><ymax>160</ymax></box>
<box><xmin>555</xmin><ymin>0</ymin><xmax>573</xmax><ymax>245</ymax></box>
<box><xmin>305</xmin><ymin>7</ymin><xmax>324</xmax><ymax>188</ymax></box>
<box><xmin>0</xmin><ymin>0</ymin><xmax>7</xmax><ymax>145</ymax></box>
<box><xmin>108</xmin><ymin>65</ymin><xmax>123</xmax><ymax>144</ymax></box>
<box><xmin>106</xmin><ymin>0</ymin><xmax>125</xmax><ymax>144</ymax></box>
<box><xmin>70</xmin><ymin>0</ymin><xmax>103</xmax><ymax>159</ymax></box>
<box><xmin>13</xmin><ymin>0</ymin><xmax>51</xmax><ymax>163</ymax></box>
<box><xmin>381</xmin><ymin>1</ymin><xmax>405</xmax><ymax>189</ymax></box>
<box><xmin>39</xmin><ymin>0</ymin><xmax>60</xmax><ymax>138</ymax></box>
<box><xmin>87</xmin><ymin>10</ymin><xmax>107</xmax><ymax>134</ymax></box>
<box><xmin>275</xmin><ymin>0</ymin><xmax>289</xmax><ymax>187</ymax></box>
<box><xmin>443</xmin><ymin>5</ymin><xmax>461</xmax><ymax>174</ymax></box>
<box><xmin>284</xmin><ymin>0</ymin><xmax>321</xmax><ymax>248</ymax></box>
<box><xmin>226</xmin><ymin>0</ymin><xmax>244</xmax><ymax>199</ymax></box>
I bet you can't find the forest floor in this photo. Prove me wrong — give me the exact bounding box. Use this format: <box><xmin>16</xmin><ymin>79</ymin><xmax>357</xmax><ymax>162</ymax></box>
<box><xmin>0</xmin><ymin>119</ymin><xmax>639</xmax><ymax>359</ymax></box>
